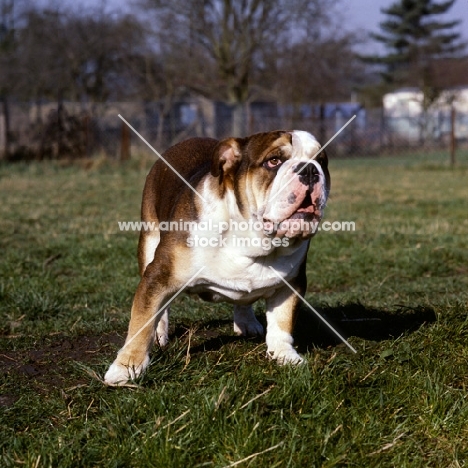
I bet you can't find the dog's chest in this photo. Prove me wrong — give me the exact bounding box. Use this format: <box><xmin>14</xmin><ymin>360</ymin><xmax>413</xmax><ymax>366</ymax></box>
<box><xmin>186</xmin><ymin>241</ymin><xmax>308</xmax><ymax>303</ymax></box>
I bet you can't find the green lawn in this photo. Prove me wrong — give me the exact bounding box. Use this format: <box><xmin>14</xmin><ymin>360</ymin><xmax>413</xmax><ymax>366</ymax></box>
<box><xmin>1</xmin><ymin>151</ymin><xmax>467</xmax><ymax>467</ymax></box>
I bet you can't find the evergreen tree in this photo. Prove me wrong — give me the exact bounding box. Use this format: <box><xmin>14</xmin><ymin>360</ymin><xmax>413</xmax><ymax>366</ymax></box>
<box><xmin>367</xmin><ymin>0</ymin><xmax>465</xmax><ymax>88</ymax></box>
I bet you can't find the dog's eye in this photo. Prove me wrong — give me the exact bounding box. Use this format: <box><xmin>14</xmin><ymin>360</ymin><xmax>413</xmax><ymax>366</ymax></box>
<box><xmin>263</xmin><ymin>157</ymin><xmax>283</xmax><ymax>170</ymax></box>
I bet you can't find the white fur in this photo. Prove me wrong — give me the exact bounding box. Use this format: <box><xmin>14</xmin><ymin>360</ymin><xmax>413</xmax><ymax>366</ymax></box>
<box><xmin>291</xmin><ymin>130</ymin><xmax>321</xmax><ymax>158</ymax></box>
<box><xmin>143</xmin><ymin>233</ymin><xmax>160</xmax><ymax>271</ymax></box>
<box><xmin>263</xmin><ymin>131</ymin><xmax>327</xmax><ymax>225</ymax></box>
<box><xmin>182</xmin><ymin>174</ymin><xmax>310</xmax><ymax>302</ymax></box>
<box><xmin>184</xmin><ymin>239</ymin><xmax>308</xmax><ymax>303</ymax></box>
<box><xmin>155</xmin><ymin>308</ymin><xmax>170</xmax><ymax>347</ymax></box>
<box><xmin>265</xmin><ymin>311</ymin><xmax>304</xmax><ymax>365</ymax></box>
<box><xmin>104</xmin><ymin>354</ymin><xmax>150</xmax><ymax>386</ymax></box>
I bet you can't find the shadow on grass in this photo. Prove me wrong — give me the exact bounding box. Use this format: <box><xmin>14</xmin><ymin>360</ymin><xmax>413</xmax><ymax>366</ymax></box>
<box><xmin>294</xmin><ymin>303</ymin><xmax>436</xmax><ymax>353</ymax></box>
<box><xmin>172</xmin><ymin>320</ymin><xmax>256</xmax><ymax>355</ymax></box>
<box><xmin>182</xmin><ymin>304</ymin><xmax>437</xmax><ymax>355</ymax></box>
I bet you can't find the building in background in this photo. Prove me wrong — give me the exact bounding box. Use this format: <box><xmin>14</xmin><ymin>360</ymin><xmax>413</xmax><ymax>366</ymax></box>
<box><xmin>383</xmin><ymin>87</ymin><xmax>468</xmax><ymax>145</ymax></box>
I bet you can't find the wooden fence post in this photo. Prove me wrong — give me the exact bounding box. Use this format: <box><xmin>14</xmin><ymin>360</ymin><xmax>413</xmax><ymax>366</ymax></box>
<box><xmin>450</xmin><ymin>104</ymin><xmax>456</xmax><ymax>168</ymax></box>
<box><xmin>120</xmin><ymin>121</ymin><xmax>131</xmax><ymax>161</ymax></box>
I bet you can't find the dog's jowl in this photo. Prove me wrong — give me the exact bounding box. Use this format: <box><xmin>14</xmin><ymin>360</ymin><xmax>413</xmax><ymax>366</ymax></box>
<box><xmin>105</xmin><ymin>130</ymin><xmax>330</xmax><ymax>385</ymax></box>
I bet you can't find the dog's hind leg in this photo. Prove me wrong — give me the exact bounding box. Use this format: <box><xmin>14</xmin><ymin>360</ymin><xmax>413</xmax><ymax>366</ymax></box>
<box><xmin>138</xmin><ymin>228</ymin><xmax>170</xmax><ymax>348</ymax></box>
<box><xmin>138</xmin><ymin>228</ymin><xmax>160</xmax><ymax>277</ymax></box>
<box><xmin>233</xmin><ymin>304</ymin><xmax>264</xmax><ymax>336</ymax></box>
<box><xmin>154</xmin><ymin>307</ymin><xmax>170</xmax><ymax>347</ymax></box>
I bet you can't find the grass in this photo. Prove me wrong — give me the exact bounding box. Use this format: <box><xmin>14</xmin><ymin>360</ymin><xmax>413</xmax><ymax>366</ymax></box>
<box><xmin>1</xmin><ymin>150</ymin><xmax>468</xmax><ymax>467</ymax></box>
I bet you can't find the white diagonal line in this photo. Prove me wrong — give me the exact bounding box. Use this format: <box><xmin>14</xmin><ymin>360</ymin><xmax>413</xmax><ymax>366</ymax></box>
<box><xmin>268</xmin><ymin>266</ymin><xmax>357</xmax><ymax>353</ymax></box>
<box><xmin>121</xmin><ymin>266</ymin><xmax>206</xmax><ymax>351</ymax></box>
<box><xmin>268</xmin><ymin>114</ymin><xmax>356</xmax><ymax>204</ymax></box>
<box><xmin>118</xmin><ymin>114</ymin><xmax>207</xmax><ymax>203</ymax></box>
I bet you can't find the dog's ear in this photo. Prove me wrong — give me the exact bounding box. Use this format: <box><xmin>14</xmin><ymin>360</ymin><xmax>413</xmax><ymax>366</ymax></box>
<box><xmin>211</xmin><ymin>138</ymin><xmax>243</xmax><ymax>184</ymax></box>
<box><xmin>313</xmin><ymin>148</ymin><xmax>331</xmax><ymax>194</ymax></box>
<box><xmin>312</xmin><ymin>147</ymin><xmax>327</xmax><ymax>170</ymax></box>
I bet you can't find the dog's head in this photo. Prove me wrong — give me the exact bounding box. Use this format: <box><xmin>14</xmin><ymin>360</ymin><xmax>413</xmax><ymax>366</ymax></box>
<box><xmin>211</xmin><ymin>130</ymin><xmax>330</xmax><ymax>239</ymax></box>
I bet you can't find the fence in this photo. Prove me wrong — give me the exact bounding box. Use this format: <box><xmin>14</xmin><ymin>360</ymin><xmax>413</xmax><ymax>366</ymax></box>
<box><xmin>0</xmin><ymin>98</ymin><xmax>466</xmax><ymax>162</ymax></box>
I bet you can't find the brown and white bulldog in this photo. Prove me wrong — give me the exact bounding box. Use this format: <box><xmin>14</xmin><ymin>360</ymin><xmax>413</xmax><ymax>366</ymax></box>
<box><xmin>104</xmin><ymin>130</ymin><xmax>330</xmax><ymax>385</ymax></box>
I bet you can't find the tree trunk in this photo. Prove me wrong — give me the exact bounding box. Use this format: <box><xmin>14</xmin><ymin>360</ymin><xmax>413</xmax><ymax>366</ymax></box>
<box><xmin>56</xmin><ymin>92</ymin><xmax>65</xmax><ymax>159</ymax></box>
<box><xmin>1</xmin><ymin>95</ymin><xmax>11</xmax><ymax>159</ymax></box>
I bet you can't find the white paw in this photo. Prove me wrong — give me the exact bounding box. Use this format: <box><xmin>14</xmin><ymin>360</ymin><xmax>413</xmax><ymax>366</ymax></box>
<box><xmin>233</xmin><ymin>316</ymin><xmax>264</xmax><ymax>336</ymax></box>
<box><xmin>104</xmin><ymin>356</ymin><xmax>149</xmax><ymax>386</ymax></box>
<box><xmin>267</xmin><ymin>348</ymin><xmax>304</xmax><ymax>365</ymax></box>
<box><xmin>155</xmin><ymin>309</ymin><xmax>170</xmax><ymax>347</ymax></box>
<box><xmin>104</xmin><ymin>363</ymin><xmax>134</xmax><ymax>386</ymax></box>
<box><xmin>155</xmin><ymin>333</ymin><xmax>169</xmax><ymax>348</ymax></box>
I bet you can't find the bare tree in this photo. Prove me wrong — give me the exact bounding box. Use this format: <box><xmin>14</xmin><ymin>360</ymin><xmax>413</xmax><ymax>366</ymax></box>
<box><xmin>11</xmin><ymin>5</ymin><xmax>143</xmax><ymax>107</ymax></box>
<box><xmin>140</xmin><ymin>0</ymin><xmax>338</xmax><ymax>136</ymax></box>
<box><xmin>1</xmin><ymin>0</ymin><xmax>364</xmax><ymax>158</ymax></box>
<box><xmin>276</xmin><ymin>34</ymin><xmax>362</xmax><ymax>103</ymax></box>
<box><xmin>121</xmin><ymin>17</ymin><xmax>191</xmax><ymax>147</ymax></box>
<box><xmin>0</xmin><ymin>1</ymin><xmax>144</xmax><ymax>158</ymax></box>
<box><xmin>274</xmin><ymin>26</ymin><xmax>363</xmax><ymax>141</ymax></box>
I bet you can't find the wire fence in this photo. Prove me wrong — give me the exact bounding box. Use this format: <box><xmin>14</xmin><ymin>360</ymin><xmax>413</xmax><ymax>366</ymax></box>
<box><xmin>0</xmin><ymin>99</ymin><xmax>466</xmax><ymax>163</ymax></box>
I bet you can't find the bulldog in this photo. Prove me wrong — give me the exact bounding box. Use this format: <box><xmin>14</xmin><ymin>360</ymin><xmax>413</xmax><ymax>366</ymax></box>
<box><xmin>104</xmin><ymin>130</ymin><xmax>330</xmax><ymax>385</ymax></box>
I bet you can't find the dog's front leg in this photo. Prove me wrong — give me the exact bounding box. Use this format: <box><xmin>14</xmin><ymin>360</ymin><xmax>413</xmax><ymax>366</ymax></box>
<box><xmin>104</xmin><ymin>269</ymin><xmax>174</xmax><ymax>385</ymax></box>
<box><xmin>265</xmin><ymin>284</ymin><xmax>304</xmax><ymax>365</ymax></box>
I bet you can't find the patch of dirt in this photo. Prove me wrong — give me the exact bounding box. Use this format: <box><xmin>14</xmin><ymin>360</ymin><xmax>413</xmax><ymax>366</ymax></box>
<box><xmin>0</xmin><ymin>332</ymin><xmax>124</xmax><ymax>400</ymax></box>
<box><xmin>0</xmin><ymin>326</ymin><xmax>236</xmax><ymax>401</ymax></box>
<box><xmin>0</xmin><ymin>394</ymin><xmax>19</xmax><ymax>407</ymax></box>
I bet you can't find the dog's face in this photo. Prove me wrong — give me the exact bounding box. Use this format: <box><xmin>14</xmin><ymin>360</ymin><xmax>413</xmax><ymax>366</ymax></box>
<box><xmin>211</xmin><ymin>130</ymin><xmax>330</xmax><ymax>238</ymax></box>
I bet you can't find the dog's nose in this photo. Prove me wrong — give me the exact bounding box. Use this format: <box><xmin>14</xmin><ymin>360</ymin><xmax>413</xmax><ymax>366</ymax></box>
<box><xmin>293</xmin><ymin>162</ymin><xmax>320</xmax><ymax>185</ymax></box>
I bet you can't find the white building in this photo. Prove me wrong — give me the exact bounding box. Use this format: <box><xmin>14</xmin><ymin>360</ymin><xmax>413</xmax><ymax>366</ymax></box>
<box><xmin>383</xmin><ymin>87</ymin><xmax>468</xmax><ymax>143</ymax></box>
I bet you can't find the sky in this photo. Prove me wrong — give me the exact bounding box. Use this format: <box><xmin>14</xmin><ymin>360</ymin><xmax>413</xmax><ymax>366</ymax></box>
<box><xmin>54</xmin><ymin>0</ymin><xmax>468</xmax><ymax>55</ymax></box>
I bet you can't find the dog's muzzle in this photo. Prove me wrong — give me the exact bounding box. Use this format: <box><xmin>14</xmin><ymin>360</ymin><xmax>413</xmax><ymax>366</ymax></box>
<box><xmin>262</xmin><ymin>159</ymin><xmax>327</xmax><ymax>238</ymax></box>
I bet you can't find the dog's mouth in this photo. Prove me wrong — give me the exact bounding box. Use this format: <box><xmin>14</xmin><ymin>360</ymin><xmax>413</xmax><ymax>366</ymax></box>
<box><xmin>261</xmin><ymin>159</ymin><xmax>328</xmax><ymax>239</ymax></box>
<box><xmin>263</xmin><ymin>189</ymin><xmax>324</xmax><ymax>239</ymax></box>
<box><xmin>288</xmin><ymin>190</ymin><xmax>317</xmax><ymax>218</ymax></box>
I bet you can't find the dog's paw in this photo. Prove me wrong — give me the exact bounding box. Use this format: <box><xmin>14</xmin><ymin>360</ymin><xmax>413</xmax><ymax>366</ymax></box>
<box><xmin>234</xmin><ymin>318</ymin><xmax>264</xmax><ymax>336</ymax></box>
<box><xmin>267</xmin><ymin>348</ymin><xmax>304</xmax><ymax>365</ymax></box>
<box><xmin>104</xmin><ymin>363</ymin><xmax>134</xmax><ymax>386</ymax></box>
<box><xmin>155</xmin><ymin>333</ymin><xmax>169</xmax><ymax>348</ymax></box>
<box><xmin>104</xmin><ymin>356</ymin><xmax>149</xmax><ymax>386</ymax></box>
<box><xmin>155</xmin><ymin>309</ymin><xmax>170</xmax><ymax>347</ymax></box>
